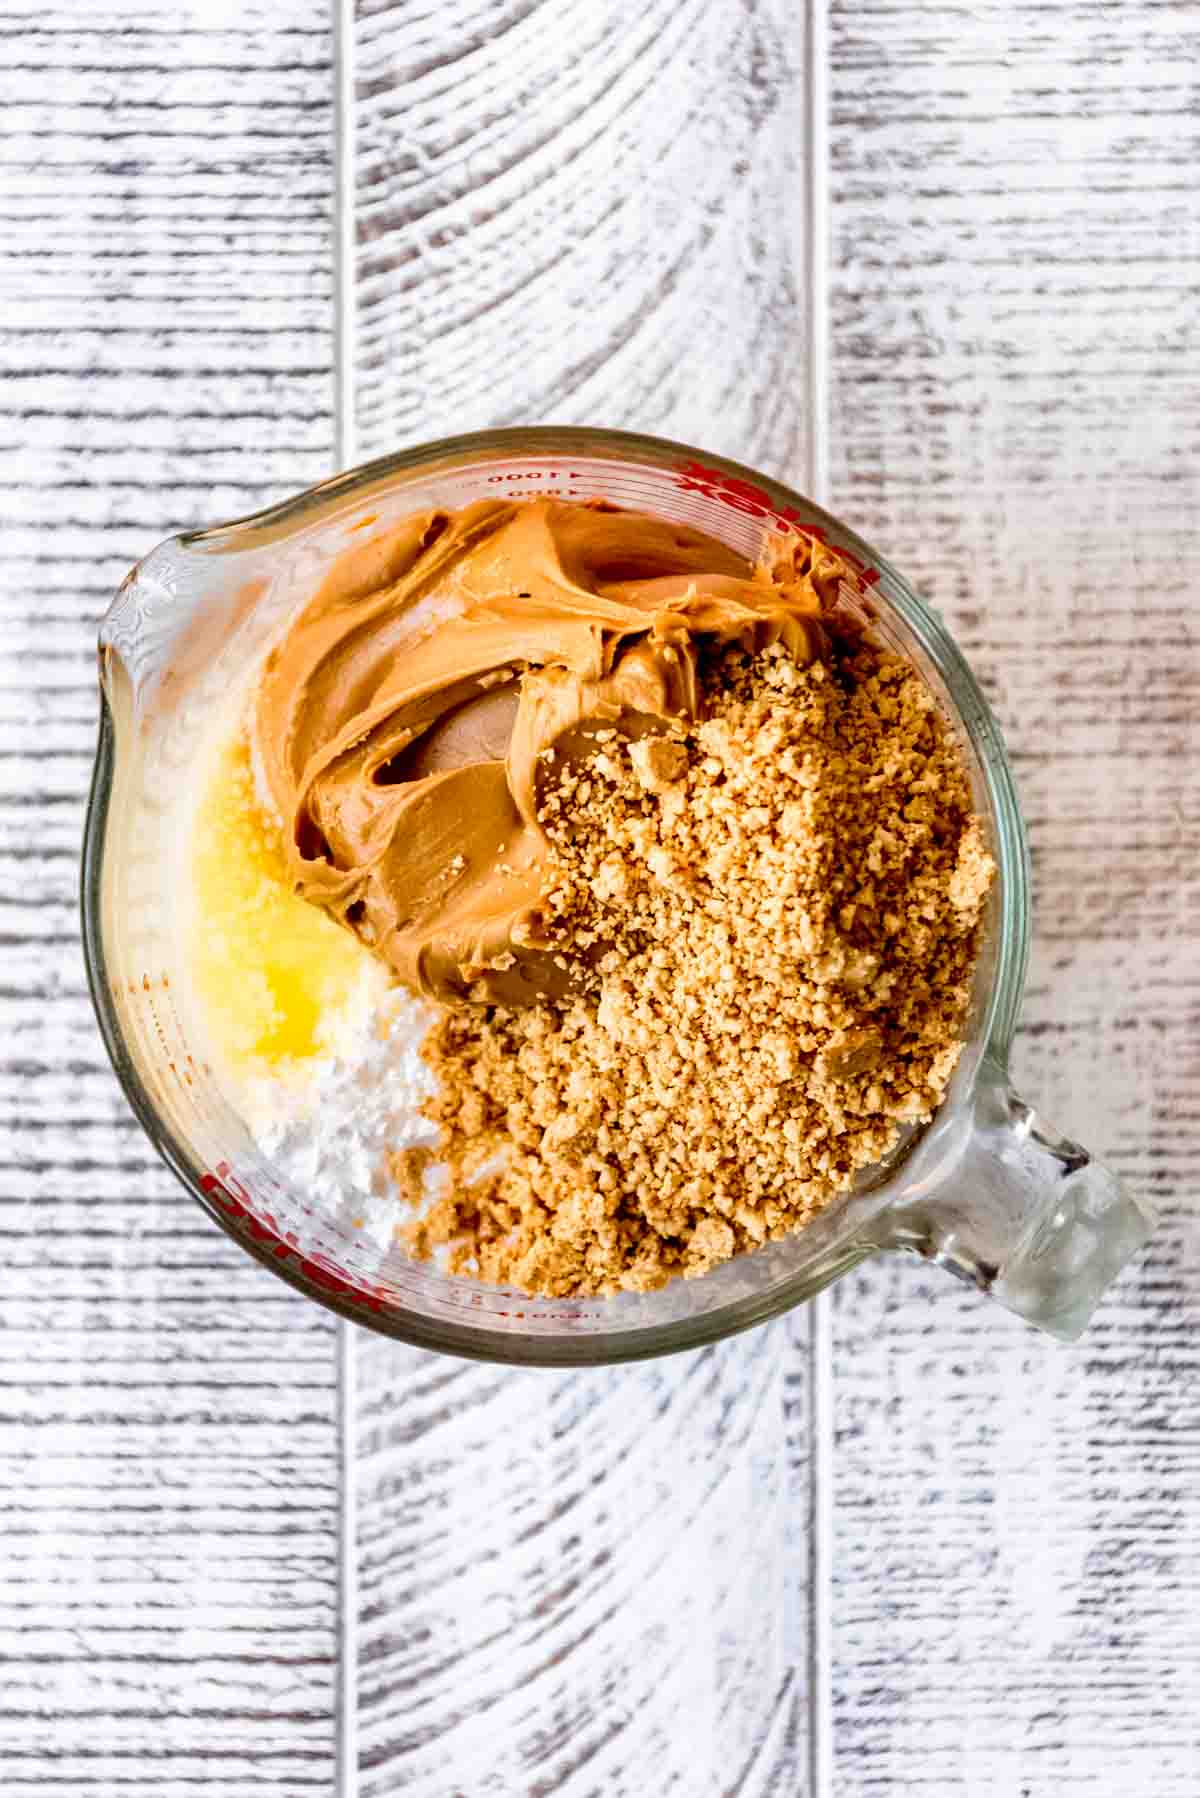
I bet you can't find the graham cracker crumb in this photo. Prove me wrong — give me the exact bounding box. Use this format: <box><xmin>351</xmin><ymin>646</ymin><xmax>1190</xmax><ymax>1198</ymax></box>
<box><xmin>406</xmin><ymin>634</ymin><xmax>995</xmax><ymax>1298</ymax></box>
<box><xmin>387</xmin><ymin>1143</ymin><xmax>435</xmax><ymax>1207</ymax></box>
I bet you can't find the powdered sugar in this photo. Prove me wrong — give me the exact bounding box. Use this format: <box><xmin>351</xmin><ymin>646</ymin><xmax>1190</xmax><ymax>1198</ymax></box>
<box><xmin>243</xmin><ymin>983</ymin><xmax>441</xmax><ymax>1250</ymax></box>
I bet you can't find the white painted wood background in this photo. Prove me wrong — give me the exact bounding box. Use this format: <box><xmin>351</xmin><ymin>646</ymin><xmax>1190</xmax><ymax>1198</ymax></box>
<box><xmin>2</xmin><ymin>2</ymin><xmax>1196</xmax><ymax>1793</ymax></box>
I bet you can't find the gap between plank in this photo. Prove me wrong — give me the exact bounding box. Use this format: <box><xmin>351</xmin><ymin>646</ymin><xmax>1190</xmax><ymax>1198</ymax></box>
<box><xmin>333</xmin><ymin>0</ymin><xmax>358</xmax><ymax>1793</ymax></box>
<box><xmin>805</xmin><ymin>0</ymin><xmax>834</xmax><ymax>1793</ymax></box>
<box><xmin>337</xmin><ymin>1317</ymin><xmax>359</xmax><ymax>1798</ymax></box>
<box><xmin>807</xmin><ymin>1294</ymin><xmax>835</xmax><ymax>1798</ymax></box>
<box><xmin>334</xmin><ymin>0</ymin><xmax>358</xmax><ymax>477</ymax></box>
<box><xmin>805</xmin><ymin>0</ymin><xmax>830</xmax><ymax>511</ymax></box>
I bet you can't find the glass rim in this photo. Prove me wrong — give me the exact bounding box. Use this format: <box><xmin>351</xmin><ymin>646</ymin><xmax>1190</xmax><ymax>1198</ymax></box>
<box><xmin>82</xmin><ymin>425</ymin><xmax>1031</xmax><ymax>1364</ymax></box>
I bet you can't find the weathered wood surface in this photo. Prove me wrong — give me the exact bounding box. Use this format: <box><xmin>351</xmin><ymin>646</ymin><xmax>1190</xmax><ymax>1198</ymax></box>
<box><xmin>349</xmin><ymin>3</ymin><xmax>818</xmax><ymax>1793</ymax></box>
<box><xmin>0</xmin><ymin>6</ymin><xmax>341</xmax><ymax>1792</ymax></box>
<box><xmin>5</xmin><ymin>2</ymin><xmax>1199</xmax><ymax>1793</ymax></box>
<box><xmin>827</xmin><ymin>4</ymin><xmax>1200</xmax><ymax>1793</ymax></box>
<box><xmin>353</xmin><ymin>0</ymin><xmax>812</xmax><ymax>481</ymax></box>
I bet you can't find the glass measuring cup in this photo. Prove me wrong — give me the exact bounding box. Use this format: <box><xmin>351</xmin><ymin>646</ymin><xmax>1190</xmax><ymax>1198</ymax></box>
<box><xmin>82</xmin><ymin>427</ymin><xmax>1153</xmax><ymax>1362</ymax></box>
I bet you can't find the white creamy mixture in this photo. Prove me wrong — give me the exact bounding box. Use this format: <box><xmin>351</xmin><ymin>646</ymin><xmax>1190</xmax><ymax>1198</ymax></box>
<box><xmin>244</xmin><ymin>985</ymin><xmax>440</xmax><ymax>1252</ymax></box>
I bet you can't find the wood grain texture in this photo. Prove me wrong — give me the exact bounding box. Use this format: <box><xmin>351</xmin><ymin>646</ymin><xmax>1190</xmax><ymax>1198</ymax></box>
<box><xmin>355</xmin><ymin>1326</ymin><xmax>813</xmax><ymax>1798</ymax></box>
<box><xmin>350</xmin><ymin>3</ymin><xmax>817</xmax><ymax>1791</ymax></box>
<box><xmin>826</xmin><ymin>4</ymin><xmax>1200</xmax><ymax>1793</ymax></box>
<box><xmin>10</xmin><ymin>5</ymin><xmax>1198</xmax><ymax>1791</ymax></box>
<box><xmin>353</xmin><ymin>0</ymin><xmax>810</xmax><ymax>481</ymax></box>
<box><xmin>0</xmin><ymin>6</ymin><xmax>340</xmax><ymax>1791</ymax></box>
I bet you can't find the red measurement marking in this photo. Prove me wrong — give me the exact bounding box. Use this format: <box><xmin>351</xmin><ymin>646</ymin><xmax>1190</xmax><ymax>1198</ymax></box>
<box><xmin>201</xmin><ymin>1164</ymin><xmax>390</xmax><ymax>1315</ymax></box>
<box><xmin>671</xmin><ymin>460</ymin><xmax>881</xmax><ymax>588</ymax></box>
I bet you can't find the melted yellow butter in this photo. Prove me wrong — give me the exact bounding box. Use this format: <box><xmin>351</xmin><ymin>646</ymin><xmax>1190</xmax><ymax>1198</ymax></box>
<box><xmin>190</xmin><ymin>729</ymin><xmax>369</xmax><ymax>1070</ymax></box>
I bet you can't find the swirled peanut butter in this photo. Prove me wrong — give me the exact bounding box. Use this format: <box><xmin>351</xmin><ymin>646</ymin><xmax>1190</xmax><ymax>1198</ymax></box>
<box><xmin>255</xmin><ymin>497</ymin><xmax>844</xmax><ymax>1006</ymax></box>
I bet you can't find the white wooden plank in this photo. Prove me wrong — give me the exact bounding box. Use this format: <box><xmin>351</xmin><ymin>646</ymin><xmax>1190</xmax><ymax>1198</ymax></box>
<box><xmin>0</xmin><ymin>5</ymin><xmax>340</xmax><ymax>1792</ymax></box>
<box><xmin>826</xmin><ymin>4</ymin><xmax>1200</xmax><ymax>1792</ymax></box>
<box><xmin>353</xmin><ymin>0</ymin><xmax>812</xmax><ymax>481</ymax></box>
<box><xmin>355</xmin><ymin>1325</ymin><xmax>813</xmax><ymax>1798</ymax></box>
<box><xmin>349</xmin><ymin>2</ymin><xmax>816</xmax><ymax>1791</ymax></box>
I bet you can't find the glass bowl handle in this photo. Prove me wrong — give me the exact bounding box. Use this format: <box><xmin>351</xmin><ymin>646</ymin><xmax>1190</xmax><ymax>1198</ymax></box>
<box><xmin>877</xmin><ymin>1056</ymin><xmax>1155</xmax><ymax>1341</ymax></box>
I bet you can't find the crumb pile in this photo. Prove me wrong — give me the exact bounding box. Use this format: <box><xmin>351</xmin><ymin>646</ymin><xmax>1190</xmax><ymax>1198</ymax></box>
<box><xmin>399</xmin><ymin>636</ymin><xmax>994</xmax><ymax>1297</ymax></box>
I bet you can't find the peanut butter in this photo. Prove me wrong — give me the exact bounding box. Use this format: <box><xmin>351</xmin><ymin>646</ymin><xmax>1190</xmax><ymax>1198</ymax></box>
<box><xmin>255</xmin><ymin>497</ymin><xmax>844</xmax><ymax>1006</ymax></box>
